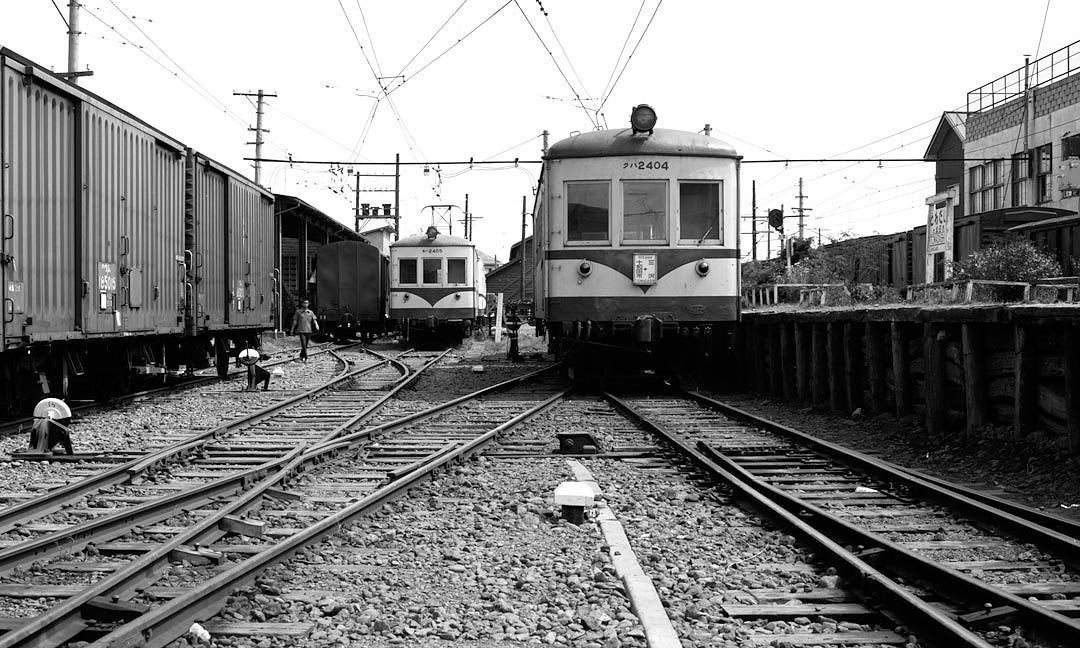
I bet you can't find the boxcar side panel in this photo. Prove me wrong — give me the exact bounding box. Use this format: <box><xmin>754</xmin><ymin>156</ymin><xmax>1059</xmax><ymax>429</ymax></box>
<box><xmin>80</xmin><ymin>103</ymin><xmax>184</xmax><ymax>336</ymax></box>
<box><xmin>1</xmin><ymin>61</ymin><xmax>77</xmax><ymax>344</ymax></box>
<box><xmin>226</xmin><ymin>176</ymin><xmax>274</xmax><ymax>328</ymax></box>
<box><xmin>192</xmin><ymin>156</ymin><xmax>227</xmax><ymax>329</ymax></box>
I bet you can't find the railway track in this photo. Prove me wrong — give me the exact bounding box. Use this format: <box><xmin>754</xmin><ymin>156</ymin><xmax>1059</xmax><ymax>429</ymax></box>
<box><xmin>604</xmin><ymin>386</ymin><xmax>1080</xmax><ymax>648</ymax></box>
<box><xmin>0</xmin><ymin>342</ymin><xmax>340</xmax><ymax>439</ymax></box>
<box><xmin>0</xmin><ymin>352</ymin><xmax>565</xmax><ymax>646</ymax></box>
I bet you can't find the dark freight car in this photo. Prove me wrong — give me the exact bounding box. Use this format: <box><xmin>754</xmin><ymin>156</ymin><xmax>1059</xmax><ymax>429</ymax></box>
<box><xmin>315</xmin><ymin>240</ymin><xmax>388</xmax><ymax>342</ymax></box>
<box><xmin>0</xmin><ymin>48</ymin><xmax>274</xmax><ymax>410</ymax></box>
<box><xmin>1009</xmin><ymin>213</ymin><xmax>1080</xmax><ymax>276</ymax></box>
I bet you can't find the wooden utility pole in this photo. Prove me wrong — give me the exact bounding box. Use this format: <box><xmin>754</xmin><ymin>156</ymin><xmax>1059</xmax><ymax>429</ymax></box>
<box><xmin>234</xmin><ymin>90</ymin><xmax>276</xmax><ymax>185</ymax></box>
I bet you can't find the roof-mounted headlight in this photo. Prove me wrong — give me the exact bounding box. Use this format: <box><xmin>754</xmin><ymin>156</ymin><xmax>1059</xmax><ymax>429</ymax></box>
<box><xmin>630</xmin><ymin>104</ymin><xmax>657</xmax><ymax>134</ymax></box>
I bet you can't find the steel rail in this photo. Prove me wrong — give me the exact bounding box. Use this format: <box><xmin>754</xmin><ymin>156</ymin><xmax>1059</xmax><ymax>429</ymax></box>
<box><xmin>0</xmin><ymin>349</ymin><xmax>424</xmax><ymax>572</ymax></box>
<box><xmin>695</xmin><ymin>443</ymin><xmax>1080</xmax><ymax>647</ymax></box>
<box><xmin>603</xmin><ymin>391</ymin><xmax>993</xmax><ymax>648</ymax></box>
<box><xmin>0</xmin><ymin>365</ymin><xmax>564</xmax><ymax>646</ymax></box>
<box><xmin>684</xmin><ymin>391</ymin><xmax>1080</xmax><ymax>569</ymax></box>
<box><xmin>0</xmin><ymin>347</ymin><xmax>368</xmax><ymax>535</ymax></box>
<box><xmin>89</xmin><ymin>386</ymin><xmax>572</xmax><ymax>648</ymax></box>
<box><xmin>0</xmin><ymin>343</ymin><xmax>341</xmax><ymax>438</ymax></box>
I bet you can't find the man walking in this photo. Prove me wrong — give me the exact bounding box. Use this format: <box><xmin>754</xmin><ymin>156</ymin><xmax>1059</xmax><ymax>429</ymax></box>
<box><xmin>291</xmin><ymin>299</ymin><xmax>319</xmax><ymax>361</ymax></box>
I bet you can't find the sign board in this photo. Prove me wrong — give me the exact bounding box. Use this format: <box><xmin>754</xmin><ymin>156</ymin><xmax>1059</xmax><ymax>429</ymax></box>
<box><xmin>633</xmin><ymin>254</ymin><xmax>658</xmax><ymax>285</ymax></box>
<box><xmin>924</xmin><ymin>186</ymin><xmax>958</xmax><ymax>282</ymax></box>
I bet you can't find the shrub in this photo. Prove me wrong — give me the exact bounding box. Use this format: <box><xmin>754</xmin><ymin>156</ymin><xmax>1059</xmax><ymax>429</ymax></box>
<box><xmin>950</xmin><ymin>237</ymin><xmax>1062</xmax><ymax>282</ymax></box>
<box><xmin>741</xmin><ymin>259</ymin><xmax>782</xmax><ymax>288</ymax></box>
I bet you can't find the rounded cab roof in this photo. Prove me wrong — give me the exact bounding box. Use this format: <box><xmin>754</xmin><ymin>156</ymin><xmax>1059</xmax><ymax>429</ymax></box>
<box><xmin>546</xmin><ymin>127</ymin><xmax>738</xmax><ymax>160</ymax></box>
<box><xmin>392</xmin><ymin>232</ymin><xmax>474</xmax><ymax>248</ymax></box>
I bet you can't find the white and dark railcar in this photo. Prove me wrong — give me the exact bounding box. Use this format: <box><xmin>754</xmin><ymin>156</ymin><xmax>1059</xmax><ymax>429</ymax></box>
<box><xmin>389</xmin><ymin>227</ymin><xmax>487</xmax><ymax>346</ymax></box>
<box><xmin>532</xmin><ymin>105</ymin><xmax>740</xmax><ymax>366</ymax></box>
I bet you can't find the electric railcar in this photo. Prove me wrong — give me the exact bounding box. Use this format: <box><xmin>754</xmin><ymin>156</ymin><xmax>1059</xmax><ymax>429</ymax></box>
<box><xmin>389</xmin><ymin>227</ymin><xmax>487</xmax><ymax>346</ymax></box>
<box><xmin>532</xmin><ymin>104</ymin><xmax>740</xmax><ymax>366</ymax></box>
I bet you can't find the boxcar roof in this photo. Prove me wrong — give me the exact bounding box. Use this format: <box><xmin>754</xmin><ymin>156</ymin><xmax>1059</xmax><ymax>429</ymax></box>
<box><xmin>546</xmin><ymin>127</ymin><xmax>738</xmax><ymax>160</ymax></box>
<box><xmin>393</xmin><ymin>233</ymin><xmax>474</xmax><ymax>248</ymax></box>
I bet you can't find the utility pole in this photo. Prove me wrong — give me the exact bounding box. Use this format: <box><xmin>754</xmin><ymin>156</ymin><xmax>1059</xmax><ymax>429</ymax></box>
<box><xmin>354</xmin><ymin>173</ymin><xmax>361</xmax><ymax>232</ymax></box>
<box><xmin>751</xmin><ymin>180</ymin><xmax>757</xmax><ymax>261</ymax></box>
<box><xmin>394</xmin><ymin>153</ymin><xmax>401</xmax><ymax>241</ymax></box>
<box><xmin>794</xmin><ymin>177</ymin><xmax>811</xmax><ymax>239</ymax></box>
<box><xmin>63</xmin><ymin>1</ymin><xmax>92</xmax><ymax>84</ymax></box>
<box><xmin>464</xmin><ymin>194</ymin><xmax>470</xmax><ymax>240</ymax></box>
<box><xmin>234</xmin><ymin>90</ymin><xmax>276</xmax><ymax>185</ymax></box>
<box><xmin>542</xmin><ymin>130</ymin><xmax>549</xmax><ymax>155</ymax></box>
<box><xmin>521</xmin><ymin>195</ymin><xmax>527</xmax><ymax>304</ymax></box>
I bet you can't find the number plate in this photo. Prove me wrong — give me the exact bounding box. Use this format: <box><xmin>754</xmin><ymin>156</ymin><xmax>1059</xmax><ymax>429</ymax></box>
<box><xmin>633</xmin><ymin>254</ymin><xmax>657</xmax><ymax>285</ymax></box>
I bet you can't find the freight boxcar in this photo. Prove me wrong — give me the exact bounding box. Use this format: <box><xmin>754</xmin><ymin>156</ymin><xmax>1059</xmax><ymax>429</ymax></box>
<box><xmin>314</xmin><ymin>239</ymin><xmax>388</xmax><ymax>342</ymax></box>
<box><xmin>0</xmin><ymin>48</ymin><xmax>273</xmax><ymax>410</ymax></box>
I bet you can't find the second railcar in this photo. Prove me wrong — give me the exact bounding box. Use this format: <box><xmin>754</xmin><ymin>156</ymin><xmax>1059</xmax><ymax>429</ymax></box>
<box><xmin>533</xmin><ymin>104</ymin><xmax>740</xmax><ymax>366</ymax></box>
<box><xmin>315</xmin><ymin>239</ymin><xmax>388</xmax><ymax>342</ymax></box>
<box><xmin>390</xmin><ymin>227</ymin><xmax>486</xmax><ymax>346</ymax></box>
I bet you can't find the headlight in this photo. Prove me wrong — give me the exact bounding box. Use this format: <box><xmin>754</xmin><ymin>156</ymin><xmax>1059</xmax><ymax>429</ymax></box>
<box><xmin>696</xmin><ymin>261</ymin><xmax>710</xmax><ymax>276</ymax></box>
<box><xmin>578</xmin><ymin>261</ymin><xmax>592</xmax><ymax>277</ymax></box>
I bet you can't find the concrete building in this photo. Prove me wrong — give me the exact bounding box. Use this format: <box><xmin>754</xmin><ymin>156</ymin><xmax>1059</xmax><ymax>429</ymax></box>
<box><xmin>963</xmin><ymin>40</ymin><xmax>1080</xmax><ymax>216</ymax></box>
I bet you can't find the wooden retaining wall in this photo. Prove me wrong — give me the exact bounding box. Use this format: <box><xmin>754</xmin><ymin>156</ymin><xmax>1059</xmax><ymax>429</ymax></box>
<box><xmin>738</xmin><ymin>305</ymin><xmax>1080</xmax><ymax>452</ymax></box>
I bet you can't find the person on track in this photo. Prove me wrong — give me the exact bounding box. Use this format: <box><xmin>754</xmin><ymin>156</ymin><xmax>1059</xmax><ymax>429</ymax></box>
<box><xmin>290</xmin><ymin>299</ymin><xmax>319</xmax><ymax>361</ymax></box>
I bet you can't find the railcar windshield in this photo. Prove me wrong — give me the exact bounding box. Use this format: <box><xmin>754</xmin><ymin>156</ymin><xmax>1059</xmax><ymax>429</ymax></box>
<box><xmin>423</xmin><ymin>258</ymin><xmax>441</xmax><ymax>284</ymax></box>
<box><xmin>399</xmin><ymin>258</ymin><xmax>418</xmax><ymax>284</ymax></box>
<box><xmin>447</xmin><ymin>258</ymin><xmax>467</xmax><ymax>284</ymax></box>
<box><xmin>622</xmin><ymin>181</ymin><xmax>667</xmax><ymax>242</ymax></box>
<box><xmin>679</xmin><ymin>181</ymin><xmax>722</xmax><ymax>244</ymax></box>
<box><xmin>567</xmin><ymin>181</ymin><xmax>609</xmax><ymax>242</ymax></box>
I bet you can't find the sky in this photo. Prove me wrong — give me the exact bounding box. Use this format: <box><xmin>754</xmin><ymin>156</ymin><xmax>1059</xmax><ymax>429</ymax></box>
<box><xmin>3</xmin><ymin>1</ymin><xmax>1080</xmax><ymax>264</ymax></box>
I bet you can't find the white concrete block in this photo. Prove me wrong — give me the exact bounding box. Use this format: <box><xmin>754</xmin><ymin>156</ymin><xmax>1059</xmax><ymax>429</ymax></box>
<box><xmin>554</xmin><ymin>481</ymin><xmax>595</xmax><ymax>507</ymax></box>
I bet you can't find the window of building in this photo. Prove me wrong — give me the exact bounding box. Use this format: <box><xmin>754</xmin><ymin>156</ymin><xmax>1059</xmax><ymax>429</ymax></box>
<box><xmin>399</xmin><ymin>258</ymin><xmax>417</xmax><ymax>284</ymax></box>
<box><xmin>621</xmin><ymin>181</ymin><xmax>667</xmax><ymax>242</ymax></box>
<box><xmin>447</xmin><ymin>258</ymin><xmax>466</xmax><ymax>284</ymax></box>
<box><xmin>1063</xmin><ymin>134</ymin><xmax>1080</xmax><ymax>159</ymax></box>
<box><xmin>1036</xmin><ymin>143</ymin><xmax>1053</xmax><ymax>202</ymax></box>
<box><xmin>968</xmin><ymin>165</ymin><xmax>983</xmax><ymax>214</ymax></box>
<box><xmin>1011</xmin><ymin>153</ymin><xmax>1029</xmax><ymax>207</ymax></box>
<box><xmin>679</xmin><ymin>182</ymin><xmax>722</xmax><ymax>243</ymax></box>
<box><xmin>423</xmin><ymin>258</ymin><xmax>441</xmax><ymax>284</ymax></box>
<box><xmin>566</xmin><ymin>182</ymin><xmax>609</xmax><ymax>242</ymax></box>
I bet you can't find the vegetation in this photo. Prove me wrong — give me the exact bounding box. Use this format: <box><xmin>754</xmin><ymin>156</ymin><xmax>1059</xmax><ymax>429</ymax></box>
<box><xmin>950</xmin><ymin>237</ymin><xmax>1062</xmax><ymax>282</ymax></box>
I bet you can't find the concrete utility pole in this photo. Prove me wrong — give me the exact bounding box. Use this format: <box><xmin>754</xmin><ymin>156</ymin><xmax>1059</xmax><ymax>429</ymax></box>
<box><xmin>751</xmin><ymin>180</ymin><xmax>757</xmax><ymax>261</ymax></box>
<box><xmin>521</xmin><ymin>195</ymin><xmax>527</xmax><ymax>303</ymax></box>
<box><xmin>234</xmin><ymin>90</ymin><xmax>277</xmax><ymax>185</ymax></box>
<box><xmin>394</xmin><ymin>153</ymin><xmax>401</xmax><ymax>241</ymax></box>
<box><xmin>64</xmin><ymin>1</ymin><xmax>92</xmax><ymax>84</ymax></box>
<box><xmin>794</xmin><ymin>177</ymin><xmax>811</xmax><ymax>239</ymax></box>
<box><xmin>542</xmin><ymin>130</ymin><xmax>549</xmax><ymax>155</ymax></box>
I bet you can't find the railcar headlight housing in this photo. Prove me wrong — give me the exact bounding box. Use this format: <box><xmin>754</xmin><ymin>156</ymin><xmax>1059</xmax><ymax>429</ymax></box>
<box><xmin>578</xmin><ymin>261</ymin><xmax>592</xmax><ymax>277</ymax></box>
<box><xmin>630</xmin><ymin>104</ymin><xmax>657</xmax><ymax>134</ymax></box>
<box><xmin>696</xmin><ymin>260</ymin><xmax>710</xmax><ymax>276</ymax></box>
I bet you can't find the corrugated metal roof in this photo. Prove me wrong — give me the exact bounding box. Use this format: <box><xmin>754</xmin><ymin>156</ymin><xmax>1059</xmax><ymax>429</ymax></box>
<box><xmin>546</xmin><ymin>127</ymin><xmax>738</xmax><ymax>160</ymax></box>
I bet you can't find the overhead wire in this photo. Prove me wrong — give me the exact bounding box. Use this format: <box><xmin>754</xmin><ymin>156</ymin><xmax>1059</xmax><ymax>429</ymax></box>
<box><xmin>541</xmin><ymin>8</ymin><xmax>595</xmax><ymax>116</ymax></box>
<box><xmin>395</xmin><ymin>0</ymin><xmax>469</xmax><ymax>77</ymax></box>
<box><xmin>596</xmin><ymin>0</ymin><xmax>663</xmax><ymax>117</ymax></box>
<box><xmin>50</xmin><ymin>0</ymin><xmax>69</xmax><ymax>27</ymax></box>
<box><xmin>385</xmin><ymin>1</ymin><xmax>513</xmax><ymax>94</ymax></box>
<box><xmin>598</xmin><ymin>0</ymin><xmax>645</xmax><ymax>121</ymax></box>
<box><xmin>512</xmin><ymin>0</ymin><xmax>597</xmax><ymax>129</ymax></box>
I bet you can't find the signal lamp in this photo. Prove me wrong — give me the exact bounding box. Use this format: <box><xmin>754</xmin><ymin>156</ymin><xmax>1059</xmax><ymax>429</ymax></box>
<box><xmin>578</xmin><ymin>261</ymin><xmax>592</xmax><ymax>277</ymax></box>
<box><xmin>630</xmin><ymin>104</ymin><xmax>657</xmax><ymax>134</ymax></box>
<box><xmin>696</xmin><ymin>261</ymin><xmax>710</xmax><ymax>276</ymax></box>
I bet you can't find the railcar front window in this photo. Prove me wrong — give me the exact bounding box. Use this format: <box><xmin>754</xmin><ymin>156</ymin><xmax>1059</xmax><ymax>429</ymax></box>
<box><xmin>399</xmin><ymin>258</ymin><xmax>417</xmax><ymax>284</ymax></box>
<box><xmin>622</xmin><ymin>181</ymin><xmax>667</xmax><ymax>242</ymax></box>
<box><xmin>567</xmin><ymin>182</ymin><xmax>609</xmax><ymax>242</ymax></box>
<box><xmin>447</xmin><ymin>258</ymin><xmax>467</xmax><ymax>284</ymax></box>
<box><xmin>679</xmin><ymin>182</ymin><xmax>722</xmax><ymax>244</ymax></box>
<box><xmin>423</xmin><ymin>258</ymin><xmax>441</xmax><ymax>284</ymax></box>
